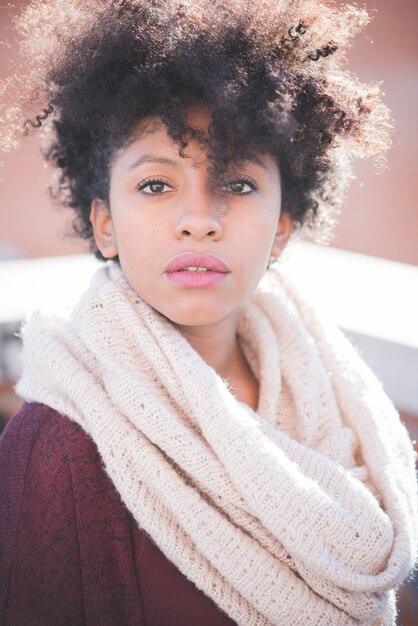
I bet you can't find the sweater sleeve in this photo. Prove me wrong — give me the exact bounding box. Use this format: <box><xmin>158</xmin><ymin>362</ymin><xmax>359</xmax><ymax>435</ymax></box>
<box><xmin>0</xmin><ymin>402</ymin><xmax>85</xmax><ymax>625</ymax></box>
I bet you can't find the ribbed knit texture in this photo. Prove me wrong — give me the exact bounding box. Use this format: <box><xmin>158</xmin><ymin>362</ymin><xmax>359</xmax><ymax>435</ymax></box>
<box><xmin>17</xmin><ymin>263</ymin><xmax>417</xmax><ymax>626</ymax></box>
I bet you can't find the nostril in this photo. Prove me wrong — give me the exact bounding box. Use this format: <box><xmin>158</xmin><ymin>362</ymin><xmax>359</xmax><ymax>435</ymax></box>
<box><xmin>181</xmin><ymin>229</ymin><xmax>216</xmax><ymax>237</ymax></box>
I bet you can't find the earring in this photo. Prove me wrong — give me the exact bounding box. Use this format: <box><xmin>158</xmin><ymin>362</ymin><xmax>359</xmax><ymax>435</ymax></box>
<box><xmin>267</xmin><ymin>256</ymin><xmax>278</xmax><ymax>270</ymax></box>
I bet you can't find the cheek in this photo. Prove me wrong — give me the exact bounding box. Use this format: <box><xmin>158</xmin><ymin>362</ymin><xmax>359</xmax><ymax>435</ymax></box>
<box><xmin>241</xmin><ymin>214</ymin><xmax>280</xmax><ymax>271</ymax></box>
<box><xmin>240</xmin><ymin>211</ymin><xmax>279</xmax><ymax>252</ymax></box>
<box><xmin>111</xmin><ymin>207</ymin><xmax>156</xmax><ymax>255</ymax></box>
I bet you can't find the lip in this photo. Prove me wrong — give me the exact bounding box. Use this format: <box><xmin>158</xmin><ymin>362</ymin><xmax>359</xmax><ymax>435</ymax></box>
<box><xmin>165</xmin><ymin>252</ymin><xmax>230</xmax><ymax>273</ymax></box>
<box><xmin>164</xmin><ymin>252</ymin><xmax>230</xmax><ymax>289</ymax></box>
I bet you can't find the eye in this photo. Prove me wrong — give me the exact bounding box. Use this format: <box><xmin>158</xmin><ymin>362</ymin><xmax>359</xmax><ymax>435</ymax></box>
<box><xmin>225</xmin><ymin>177</ymin><xmax>259</xmax><ymax>195</ymax></box>
<box><xmin>136</xmin><ymin>178</ymin><xmax>173</xmax><ymax>195</ymax></box>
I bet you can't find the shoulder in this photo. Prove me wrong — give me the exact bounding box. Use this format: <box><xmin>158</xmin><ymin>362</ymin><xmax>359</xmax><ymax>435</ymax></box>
<box><xmin>0</xmin><ymin>401</ymin><xmax>113</xmax><ymax>541</ymax></box>
<box><xmin>0</xmin><ymin>402</ymin><xmax>140</xmax><ymax>625</ymax></box>
<box><xmin>0</xmin><ymin>403</ymin><xmax>92</xmax><ymax>623</ymax></box>
<box><xmin>0</xmin><ymin>401</ymin><xmax>103</xmax><ymax>485</ymax></box>
<box><xmin>1</xmin><ymin>400</ymin><xmax>91</xmax><ymax>455</ymax></box>
<box><xmin>0</xmin><ymin>401</ymin><xmax>105</xmax><ymax>511</ymax></box>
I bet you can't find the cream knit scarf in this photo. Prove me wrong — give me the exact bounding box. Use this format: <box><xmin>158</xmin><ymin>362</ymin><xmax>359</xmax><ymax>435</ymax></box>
<box><xmin>17</xmin><ymin>263</ymin><xmax>417</xmax><ymax>626</ymax></box>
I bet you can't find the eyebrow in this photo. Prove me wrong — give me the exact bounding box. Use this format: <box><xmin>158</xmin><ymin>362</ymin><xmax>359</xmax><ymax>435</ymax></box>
<box><xmin>125</xmin><ymin>153</ymin><xmax>268</xmax><ymax>173</ymax></box>
<box><xmin>126</xmin><ymin>155</ymin><xmax>180</xmax><ymax>172</ymax></box>
<box><xmin>239</xmin><ymin>155</ymin><xmax>268</xmax><ymax>171</ymax></box>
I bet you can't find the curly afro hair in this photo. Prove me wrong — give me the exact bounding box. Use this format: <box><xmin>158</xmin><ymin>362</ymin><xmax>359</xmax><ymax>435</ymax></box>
<box><xmin>0</xmin><ymin>0</ymin><xmax>391</xmax><ymax>259</ymax></box>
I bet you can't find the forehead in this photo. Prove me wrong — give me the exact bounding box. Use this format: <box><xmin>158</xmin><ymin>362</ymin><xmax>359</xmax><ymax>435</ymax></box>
<box><xmin>112</xmin><ymin>111</ymin><xmax>278</xmax><ymax>177</ymax></box>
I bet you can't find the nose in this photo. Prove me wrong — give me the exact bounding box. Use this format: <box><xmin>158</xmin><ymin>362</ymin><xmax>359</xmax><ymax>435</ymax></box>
<box><xmin>174</xmin><ymin>197</ymin><xmax>224</xmax><ymax>241</ymax></box>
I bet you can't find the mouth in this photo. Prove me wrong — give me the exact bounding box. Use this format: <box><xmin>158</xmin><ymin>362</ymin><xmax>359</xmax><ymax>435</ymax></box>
<box><xmin>165</xmin><ymin>252</ymin><xmax>230</xmax><ymax>274</ymax></box>
<box><xmin>177</xmin><ymin>267</ymin><xmax>213</xmax><ymax>272</ymax></box>
<box><xmin>165</xmin><ymin>253</ymin><xmax>230</xmax><ymax>288</ymax></box>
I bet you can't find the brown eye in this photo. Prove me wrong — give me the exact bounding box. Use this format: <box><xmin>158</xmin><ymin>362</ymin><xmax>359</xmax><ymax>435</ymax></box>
<box><xmin>229</xmin><ymin>181</ymin><xmax>248</xmax><ymax>193</ymax></box>
<box><xmin>146</xmin><ymin>182</ymin><xmax>166</xmax><ymax>194</ymax></box>
<box><xmin>136</xmin><ymin>178</ymin><xmax>172</xmax><ymax>195</ymax></box>
<box><xmin>226</xmin><ymin>177</ymin><xmax>258</xmax><ymax>195</ymax></box>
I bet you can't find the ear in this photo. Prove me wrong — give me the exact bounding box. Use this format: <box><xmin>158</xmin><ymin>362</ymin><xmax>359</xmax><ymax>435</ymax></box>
<box><xmin>270</xmin><ymin>211</ymin><xmax>293</xmax><ymax>258</ymax></box>
<box><xmin>90</xmin><ymin>198</ymin><xmax>118</xmax><ymax>258</ymax></box>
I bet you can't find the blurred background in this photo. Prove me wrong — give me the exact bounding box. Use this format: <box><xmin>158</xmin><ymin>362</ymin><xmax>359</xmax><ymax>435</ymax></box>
<box><xmin>0</xmin><ymin>1</ymin><xmax>417</xmax><ymax>620</ymax></box>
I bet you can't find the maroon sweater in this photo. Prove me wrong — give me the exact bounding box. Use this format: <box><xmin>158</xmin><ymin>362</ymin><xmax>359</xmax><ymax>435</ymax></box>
<box><xmin>0</xmin><ymin>402</ymin><xmax>237</xmax><ymax>625</ymax></box>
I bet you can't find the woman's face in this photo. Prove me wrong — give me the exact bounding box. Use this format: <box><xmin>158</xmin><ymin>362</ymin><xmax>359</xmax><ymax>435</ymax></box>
<box><xmin>90</xmin><ymin>107</ymin><xmax>292</xmax><ymax>329</ymax></box>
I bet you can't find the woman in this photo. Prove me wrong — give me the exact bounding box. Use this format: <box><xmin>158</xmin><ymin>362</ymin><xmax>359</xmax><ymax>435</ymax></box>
<box><xmin>0</xmin><ymin>1</ymin><xmax>416</xmax><ymax>624</ymax></box>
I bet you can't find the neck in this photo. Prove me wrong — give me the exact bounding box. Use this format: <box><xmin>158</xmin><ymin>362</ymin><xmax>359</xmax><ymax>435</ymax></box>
<box><xmin>174</xmin><ymin>311</ymin><xmax>259</xmax><ymax>409</ymax></box>
<box><xmin>175</xmin><ymin>313</ymin><xmax>239</xmax><ymax>376</ymax></box>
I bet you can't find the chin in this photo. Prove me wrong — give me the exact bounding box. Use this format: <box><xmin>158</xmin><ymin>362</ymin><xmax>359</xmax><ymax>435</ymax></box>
<box><xmin>161</xmin><ymin>302</ymin><xmax>232</xmax><ymax>328</ymax></box>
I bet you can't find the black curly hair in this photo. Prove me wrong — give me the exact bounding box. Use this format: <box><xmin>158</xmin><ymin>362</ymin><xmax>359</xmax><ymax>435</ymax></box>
<box><xmin>0</xmin><ymin>0</ymin><xmax>391</xmax><ymax>259</ymax></box>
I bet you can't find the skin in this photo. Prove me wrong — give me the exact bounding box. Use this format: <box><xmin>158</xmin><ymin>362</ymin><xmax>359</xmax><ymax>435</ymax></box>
<box><xmin>90</xmin><ymin>106</ymin><xmax>292</xmax><ymax>409</ymax></box>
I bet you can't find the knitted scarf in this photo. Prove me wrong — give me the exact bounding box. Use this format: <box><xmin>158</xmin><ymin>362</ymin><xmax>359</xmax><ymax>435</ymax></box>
<box><xmin>17</xmin><ymin>263</ymin><xmax>417</xmax><ymax>626</ymax></box>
